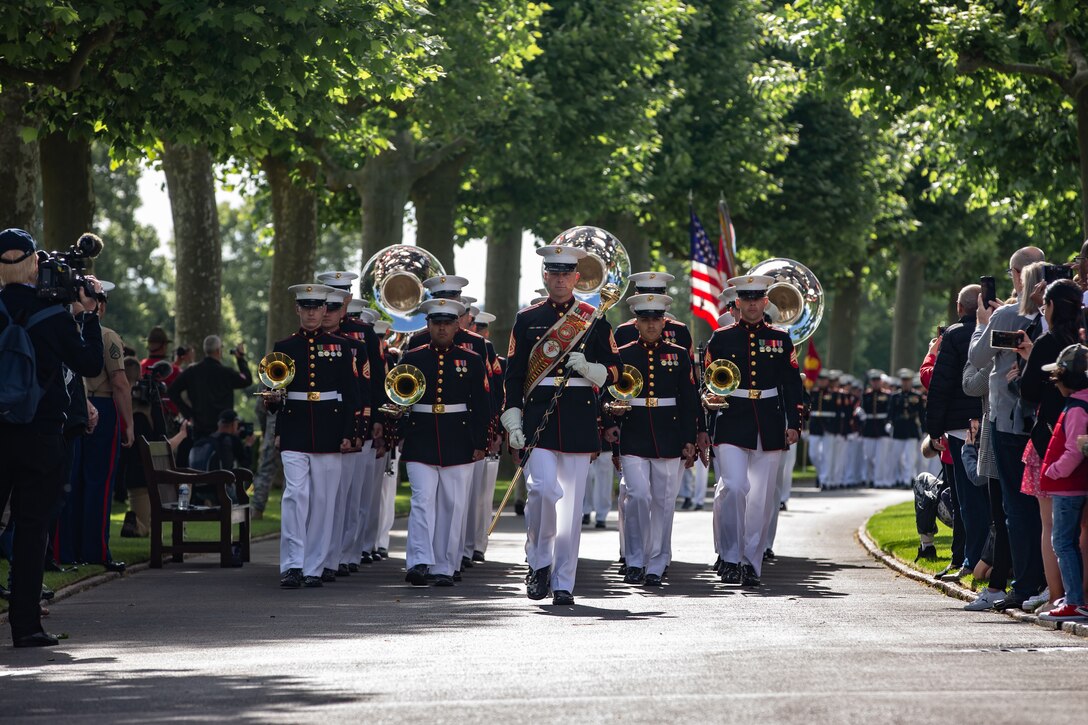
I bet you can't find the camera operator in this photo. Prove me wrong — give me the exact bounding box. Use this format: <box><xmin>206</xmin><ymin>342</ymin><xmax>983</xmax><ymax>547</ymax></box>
<box><xmin>57</xmin><ymin>280</ymin><xmax>133</xmax><ymax>572</ymax></box>
<box><xmin>167</xmin><ymin>336</ymin><xmax>253</xmax><ymax>464</ymax></box>
<box><xmin>0</xmin><ymin>228</ymin><xmax>104</xmax><ymax>648</ymax></box>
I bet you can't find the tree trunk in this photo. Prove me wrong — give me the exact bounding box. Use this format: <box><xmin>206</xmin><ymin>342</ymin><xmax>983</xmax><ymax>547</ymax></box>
<box><xmin>890</xmin><ymin>247</ymin><xmax>925</xmax><ymax>372</ymax></box>
<box><xmin>264</xmin><ymin>155</ymin><xmax>319</xmax><ymax>351</ymax></box>
<box><xmin>40</xmin><ymin>132</ymin><xmax>94</xmax><ymax>251</ymax></box>
<box><xmin>0</xmin><ymin>84</ymin><xmax>41</xmax><ymax>235</ymax></box>
<box><xmin>411</xmin><ymin>150</ymin><xmax>470</xmax><ymax>273</ymax></box>
<box><xmin>358</xmin><ymin>132</ymin><xmax>417</xmax><ymax>264</ymax></box>
<box><xmin>827</xmin><ymin>262</ymin><xmax>864</xmax><ymax>371</ymax></box>
<box><xmin>162</xmin><ymin>142</ymin><xmax>221</xmax><ymax>361</ymax></box>
<box><xmin>609</xmin><ymin>211</ymin><xmax>649</xmax><ymax>275</ymax></box>
<box><xmin>484</xmin><ymin>210</ymin><xmax>523</xmax><ymax>358</ymax></box>
<box><xmin>1076</xmin><ymin>83</ymin><xmax>1088</xmax><ymax>238</ymax></box>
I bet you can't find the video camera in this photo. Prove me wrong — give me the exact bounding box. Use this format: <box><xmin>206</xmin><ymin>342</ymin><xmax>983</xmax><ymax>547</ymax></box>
<box><xmin>132</xmin><ymin>360</ymin><xmax>173</xmax><ymax>405</ymax></box>
<box><xmin>36</xmin><ymin>233</ymin><xmax>104</xmax><ymax>304</ymax></box>
<box><xmin>238</xmin><ymin>420</ymin><xmax>255</xmax><ymax>439</ymax></box>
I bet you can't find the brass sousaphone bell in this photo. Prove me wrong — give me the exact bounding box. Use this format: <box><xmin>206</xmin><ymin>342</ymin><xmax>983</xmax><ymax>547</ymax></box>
<box><xmin>604</xmin><ymin>364</ymin><xmax>644</xmax><ymax>415</ymax></box>
<box><xmin>702</xmin><ymin>359</ymin><xmax>741</xmax><ymax>410</ymax></box>
<box><xmin>359</xmin><ymin>245</ymin><xmax>445</xmax><ymax>334</ymax></box>
<box><xmin>748</xmin><ymin>258</ymin><xmax>824</xmax><ymax>344</ymax></box>
<box><xmin>380</xmin><ymin>364</ymin><xmax>426</xmax><ymax>417</ymax></box>
<box><xmin>255</xmin><ymin>352</ymin><xmax>295</xmax><ymax>397</ymax></box>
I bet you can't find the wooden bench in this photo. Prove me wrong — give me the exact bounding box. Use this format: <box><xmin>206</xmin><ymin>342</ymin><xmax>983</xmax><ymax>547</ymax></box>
<box><xmin>139</xmin><ymin>436</ymin><xmax>252</xmax><ymax>568</ymax></box>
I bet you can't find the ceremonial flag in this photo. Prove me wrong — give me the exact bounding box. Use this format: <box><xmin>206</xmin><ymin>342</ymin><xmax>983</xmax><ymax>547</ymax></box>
<box><xmin>717</xmin><ymin>198</ymin><xmax>737</xmax><ymax>281</ymax></box>
<box><xmin>803</xmin><ymin>339</ymin><xmax>822</xmax><ymax>388</ymax></box>
<box><xmin>690</xmin><ymin>205</ymin><xmax>725</xmax><ymax>330</ymax></box>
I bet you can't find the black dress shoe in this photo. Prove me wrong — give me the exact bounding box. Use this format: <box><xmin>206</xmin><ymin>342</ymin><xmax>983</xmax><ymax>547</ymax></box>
<box><xmin>617</xmin><ymin>556</ymin><xmax>627</xmax><ymax>575</ymax></box>
<box><xmin>359</xmin><ymin>552</ymin><xmax>373</xmax><ymax>564</ymax></box>
<box><xmin>720</xmin><ymin>562</ymin><xmax>742</xmax><ymax>584</ymax></box>
<box><xmin>433</xmin><ymin>574</ymin><xmax>455</xmax><ymax>587</ymax></box>
<box><xmin>552</xmin><ymin>590</ymin><xmax>575</xmax><ymax>605</ymax></box>
<box><xmin>336</xmin><ymin>564</ymin><xmax>351</xmax><ymax>577</ymax></box>
<box><xmin>763</xmin><ymin>548</ymin><xmax>775</xmax><ymax>561</ymax></box>
<box><xmin>741</xmin><ymin>563</ymin><xmax>760</xmax><ymax>587</ymax></box>
<box><xmin>582</xmin><ymin>513</ymin><xmax>591</xmax><ymax>526</ymax></box>
<box><xmin>280</xmin><ymin>568</ymin><xmax>303</xmax><ymax>588</ymax></box>
<box><xmin>321</xmin><ymin>568</ymin><xmax>337</xmax><ymax>583</ymax></box>
<box><xmin>779</xmin><ymin>501</ymin><xmax>787</xmax><ymax>511</ymax></box>
<box><xmin>527</xmin><ymin>565</ymin><xmax>551</xmax><ymax>600</ymax></box>
<box><xmin>104</xmin><ymin>560</ymin><xmax>126</xmax><ymax>574</ymax></box>
<box><xmin>376</xmin><ymin>547</ymin><xmax>389</xmax><ymax>558</ymax></box>
<box><xmin>472</xmin><ymin>550</ymin><xmax>485</xmax><ymax>563</ymax></box>
<box><xmin>714</xmin><ymin>556</ymin><xmax>724</xmax><ymax>574</ymax></box>
<box><xmin>933</xmin><ymin>564</ymin><xmax>954</xmax><ymax>580</ymax></box>
<box><xmin>348</xmin><ymin>563</ymin><xmax>359</xmax><ymax>573</ymax></box>
<box><xmin>524</xmin><ymin>567</ymin><xmax>535</xmax><ymax>585</ymax></box>
<box><xmin>662</xmin><ymin>566</ymin><xmax>668</xmax><ymax>579</ymax></box>
<box><xmin>405</xmin><ymin>564</ymin><xmax>429</xmax><ymax>586</ymax></box>
<box><xmin>515</xmin><ymin>500</ymin><xmax>525</xmax><ymax>516</ymax></box>
<box><xmin>914</xmin><ymin>544</ymin><xmax>938</xmax><ymax>562</ymax></box>
<box><xmin>461</xmin><ymin>556</ymin><xmax>474</xmax><ymax>569</ymax></box>
<box><xmin>994</xmin><ymin>595</ymin><xmax>1025</xmax><ymax>612</ymax></box>
<box><xmin>13</xmin><ymin>632</ymin><xmax>59</xmax><ymax>648</ymax></box>
<box><xmin>681</xmin><ymin>497</ymin><xmax>693</xmax><ymax>510</ymax></box>
<box><xmin>644</xmin><ymin>573</ymin><xmax>663</xmax><ymax>587</ymax></box>
<box><xmin>623</xmin><ymin>566</ymin><xmax>645</xmax><ymax>584</ymax></box>
<box><xmin>370</xmin><ymin>550</ymin><xmax>384</xmax><ymax>562</ymax></box>
<box><xmin>453</xmin><ymin>569</ymin><xmax>463</xmax><ymax>582</ymax></box>
<box><xmin>302</xmin><ymin>575</ymin><xmax>323</xmax><ymax>588</ymax></box>
<box><xmin>594</xmin><ymin>521</ymin><xmax>606</xmax><ymax>529</ymax></box>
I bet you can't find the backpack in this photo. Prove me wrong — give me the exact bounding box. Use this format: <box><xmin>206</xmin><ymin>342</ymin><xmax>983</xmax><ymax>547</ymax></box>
<box><xmin>188</xmin><ymin>435</ymin><xmax>223</xmax><ymax>471</ymax></box>
<box><xmin>0</xmin><ymin>297</ymin><xmax>67</xmax><ymax>424</ymax></box>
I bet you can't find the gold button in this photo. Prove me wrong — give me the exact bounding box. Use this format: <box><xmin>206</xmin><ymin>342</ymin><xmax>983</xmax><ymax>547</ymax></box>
<box><xmin>310</xmin><ymin>382</ymin><xmax>316</xmax><ymax>388</ymax></box>
<box><xmin>649</xmin><ymin>373</ymin><xmax>654</xmax><ymax>379</ymax></box>
<box><xmin>649</xmin><ymin>365</ymin><xmax>654</xmax><ymax>370</ymax></box>
<box><xmin>309</xmin><ymin>355</ymin><xmax>315</xmax><ymax>360</ymax></box>
<box><xmin>310</xmin><ymin>372</ymin><xmax>315</xmax><ymax>378</ymax></box>
<box><xmin>437</xmin><ymin>387</ymin><xmax>443</xmax><ymax>393</ymax></box>
<box><xmin>309</xmin><ymin>363</ymin><xmax>315</xmax><ymax>369</ymax></box>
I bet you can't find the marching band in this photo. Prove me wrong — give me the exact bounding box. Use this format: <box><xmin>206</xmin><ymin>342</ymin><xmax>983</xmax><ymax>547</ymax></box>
<box><xmin>260</xmin><ymin>225</ymin><xmax>918</xmax><ymax>603</ymax></box>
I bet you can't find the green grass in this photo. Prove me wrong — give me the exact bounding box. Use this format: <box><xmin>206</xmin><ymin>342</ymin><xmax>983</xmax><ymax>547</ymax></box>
<box><xmin>866</xmin><ymin>500</ymin><xmax>985</xmax><ymax>591</ymax></box>
<box><xmin>0</xmin><ymin>489</ymin><xmax>282</xmax><ymax>613</ymax></box>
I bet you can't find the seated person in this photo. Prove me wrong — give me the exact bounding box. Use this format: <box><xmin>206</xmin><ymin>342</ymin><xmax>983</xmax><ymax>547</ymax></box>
<box><xmin>188</xmin><ymin>409</ymin><xmax>255</xmax><ymax>505</ymax></box>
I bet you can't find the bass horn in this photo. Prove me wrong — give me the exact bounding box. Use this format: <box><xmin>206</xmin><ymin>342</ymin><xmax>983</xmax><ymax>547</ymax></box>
<box><xmin>360</xmin><ymin>245</ymin><xmax>446</xmax><ymax>333</ymax></box>
<box><xmin>748</xmin><ymin>258</ymin><xmax>824</xmax><ymax>344</ymax></box>
<box><xmin>546</xmin><ymin>226</ymin><xmax>631</xmax><ymax>306</ymax></box>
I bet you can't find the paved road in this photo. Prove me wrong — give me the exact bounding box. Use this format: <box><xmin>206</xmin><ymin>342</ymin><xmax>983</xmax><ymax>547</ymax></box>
<box><xmin>4</xmin><ymin>487</ymin><xmax>1086</xmax><ymax>723</ymax></box>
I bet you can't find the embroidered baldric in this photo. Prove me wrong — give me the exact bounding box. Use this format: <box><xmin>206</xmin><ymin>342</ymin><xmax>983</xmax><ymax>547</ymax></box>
<box><xmin>524</xmin><ymin>300</ymin><xmax>597</xmax><ymax>396</ymax></box>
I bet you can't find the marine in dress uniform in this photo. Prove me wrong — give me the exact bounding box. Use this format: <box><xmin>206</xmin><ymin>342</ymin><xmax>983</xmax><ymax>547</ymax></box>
<box><xmin>317</xmin><ymin>271</ymin><xmax>389</xmax><ymax>570</ymax></box>
<box><xmin>501</xmin><ymin>244</ymin><xmax>622</xmax><ymax>605</ymax></box>
<box><xmin>888</xmin><ymin>368</ymin><xmax>924</xmax><ymax>487</ymax></box>
<box><xmin>704</xmin><ymin>275</ymin><xmax>803</xmax><ymax>587</ymax></box>
<box><xmin>607</xmin><ymin>294</ymin><xmax>698</xmax><ymax>587</ymax></box>
<box><xmin>368</xmin><ymin>317</ymin><xmax>401</xmax><ymax>556</ymax></box>
<box><xmin>267</xmin><ymin>284</ymin><xmax>359</xmax><ymax>589</ymax></box>
<box><xmin>400</xmin><ymin>299</ymin><xmax>490</xmax><ymax>586</ymax></box>
<box><xmin>807</xmin><ymin>370</ymin><xmax>837</xmax><ymax>487</ymax></box>
<box><xmin>860</xmin><ymin>370</ymin><xmax>893</xmax><ymax>488</ymax></box>
<box><xmin>315</xmin><ymin>287</ymin><xmax>371</xmax><ymax>581</ymax></box>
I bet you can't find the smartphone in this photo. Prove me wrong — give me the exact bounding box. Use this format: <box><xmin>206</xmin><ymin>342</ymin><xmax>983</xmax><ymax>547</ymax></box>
<box><xmin>980</xmin><ymin>276</ymin><xmax>997</xmax><ymax>307</ymax></box>
<box><xmin>1043</xmin><ymin>264</ymin><xmax>1074</xmax><ymax>284</ymax></box>
<box><xmin>936</xmin><ymin>325</ymin><xmax>946</xmax><ymax>337</ymax></box>
<box><xmin>991</xmin><ymin>330</ymin><xmax>1023</xmax><ymax>349</ymax></box>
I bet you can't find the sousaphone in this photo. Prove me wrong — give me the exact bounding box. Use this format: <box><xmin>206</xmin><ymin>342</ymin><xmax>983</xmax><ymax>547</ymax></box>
<box><xmin>545</xmin><ymin>226</ymin><xmax>631</xmax><ymax>306</ymax></box>
<box><xmin>748</xmin><ymin>258</ymin><xmax>824</xmax><ymax>344</ymax></box>
<box><xmin>359</xmin><ymin>245</ymin><xmax>446</xmax><ymax>333</ymax></box>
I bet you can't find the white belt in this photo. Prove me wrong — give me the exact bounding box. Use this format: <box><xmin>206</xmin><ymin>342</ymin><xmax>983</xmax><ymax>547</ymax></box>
<box><xmin>810</xmin><ymin>411</ymin><xmax>836</xmax><ymax>418</ymax></box>
<box><xmin>629</xmin><ymin>397</ymin><xmax>676</xmax><ymax>407</ymax></box>
<box><xmin>539</xmin><ymin>377</ymin><xmax>592</xmax><ymax>387</ymax></box>
<box><xmin>411</xmin><ymin>403</ymin><xmax>468</xmax><ymax>414</ymax></box>
<box><xmin>286</xmin><ymin>391</ymin><xmax>342</xmax><ymax>402</ymax></box>
<box><xmin>728</xmin><ymin>388</ymin><xmax>778</xmax><ymax>400</ymax></box>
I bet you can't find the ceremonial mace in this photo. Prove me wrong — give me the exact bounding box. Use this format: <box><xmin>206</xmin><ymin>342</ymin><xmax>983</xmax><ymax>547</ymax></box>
<box><xmin>487</xmin><ymin>283</ymin><xmax>622</xmax><ymax>536</ymax></box>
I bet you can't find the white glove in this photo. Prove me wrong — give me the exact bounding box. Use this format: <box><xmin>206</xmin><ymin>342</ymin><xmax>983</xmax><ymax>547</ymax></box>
<box><xmin>508</xmin><ymin>428</ymin><xmax>526</xmax><ymax>450</ymax></box>
<box><xmin>500</xmin><ymin>407</ymin><xmax>523</xmax><ymax>434</ymax></box>
<box><xmin>566</xmin><ymin>352</ymin><xmax>608</xmax><ymax>387</ymax></box>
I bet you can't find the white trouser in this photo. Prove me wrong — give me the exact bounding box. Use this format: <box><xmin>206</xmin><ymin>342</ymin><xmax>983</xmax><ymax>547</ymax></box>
<box><xmin>808</xmin><ymin>433</ymin><xmax>828</xmax><ymax>483</ymax></box>
<box><xmin>378</xmin><ymin>449</ymin><xmax>399</xmax><ymax>550</ymax></box>
<box><xmin>357</xmin><ymin>446</ymin><xmax>387</xmax><ymax>553</ymax></box>
<box><xmin>280</xmin><ymin>451</ymin><xmax>342</xmax><ymax>577</ymax></box>
<box><xmin>462</xmin><ymin>459</ymin><xmax>489</xmax><ymax>560</ymax></box>
<box><xmin>714</xmin><ymin>443</ymin><xmax>783</xmax><ymax>577</ymax></box>
<box><xmin>468</xmin><ymin>457</ymin><xmax>500</xmax><ymax>555</ymax></box>
<box><xmin>863</xmin><ymin>436</ymin><xmax>894</xmax><ymax>487</ymax></box>
<box><xmin>765</xmin><ymin>443</ymin><xmax>797</xmax><ymax>550</ymax></box>
<box><xmin>888</xmin><ymin>438</ymin><xmax>915</xmax><ymax>484</ymax></box>
<box><xmin>525</xmin><ymin>449</ymin><xmax>592</xmax><ymax>593</ymax></box>
<box><xmin>690</xmin><ymin>457</ymin><xmax>709</xmax><ymax>506</ymax></box>
<box><xmin>712</xmin><ymin>466</ymin><xmax>724</xmax><ymax>555</ymax></box>
<box><xmin>616</xmin><ymin>471</ymin><xmax>627</xmax><ymax>558</ymax></box>
<box><xmin>349</xmin><ymin>442</ymin><xmax>375</xmax><ymax>558</ymax></box>
<box><xmin>582</xmin><ymin>453</ymin><xmax>614</xmax><ymax>522</ymax></box>
<box><xmin>826</xmin><ymin>435</ymin><xmax>845</xmax><ymax>488</ymax></box>
<box><xmin>845</xmin><ymin>435</ymin><xmax>866</xmax><ymax>485</ymax></box>
<box><xmin>405</xmin><ymin>461</ymin><xmax>473</xmax><ymax>576</ymax></box>
<box><xmin>325</xmin><ymin>450</ymin><xmax>358</xmax><ymax>570</ymax></box>
<box><xmin>660</xmin><ymin>458</ymin><xmax>686</xmax><ymax>567</ymax></box>
<box><xmin>620</xmin><ymin>455</ymin><xmax>680</xmax><ymax>575</ymax></box>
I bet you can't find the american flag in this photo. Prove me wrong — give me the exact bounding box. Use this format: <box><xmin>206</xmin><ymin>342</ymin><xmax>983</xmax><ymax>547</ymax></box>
<box><xmin>717</xmin><ymin>199</ymin><xmax>737</xmax><ymax>281</ymax></box>
<box><xmin>690</xmin><ymin>205</ymin><xmax>726</xmax><ymax>330</ymax></box>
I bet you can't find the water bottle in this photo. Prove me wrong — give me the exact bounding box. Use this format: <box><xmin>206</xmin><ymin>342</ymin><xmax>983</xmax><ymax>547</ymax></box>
<box><xmin>177</xmin><ymin>483</ymin><xmax>191</xmax><ymax>510</ymax></box>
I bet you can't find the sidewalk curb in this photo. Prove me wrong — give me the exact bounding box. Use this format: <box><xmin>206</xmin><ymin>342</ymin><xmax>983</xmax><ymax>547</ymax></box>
<box><xmin>857</xmin><ymin>522</ymin><xmax>1088</xmax><ymax>639</ymax></box>
<box><xmin>0</xmin><ymin>531</ymin><xmax>280</xmax><ymax>628</ymax></box>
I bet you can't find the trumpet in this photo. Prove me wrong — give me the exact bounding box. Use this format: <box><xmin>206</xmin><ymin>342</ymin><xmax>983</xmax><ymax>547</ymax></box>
<box><xmin>702</xmin><ymin>359</ymin><xmax>741</xmax><ymax>410</ymax></box>
<box><xmin>604</xmin><ymin>364</ymin><xmax>643</xmax><ymax>415</ymax></box>
<box><xmin>255</xmin><ymin>352</ymin><xmax>295</xmax><ymax>398</ymax></box>
<box><xmin>379</xmin><ymin>364</ymin><xmax>426</xmax><ymax>417</ymax></box>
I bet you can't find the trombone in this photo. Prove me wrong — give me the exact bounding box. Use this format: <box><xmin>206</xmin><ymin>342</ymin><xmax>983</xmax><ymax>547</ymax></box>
<box><xmin>379</xmin><ymin>364</ymin><xmax>426</xmax><ymax>417</ymax></box>
<box><xmin>603</xmin><ymin>364</ymin><xmax>643</xmax><ymax>416</ymax></box>
<box><xmin>702</xmin><ymin>359</ymin><xmax>741</xmax><ymax>410</ymax></box>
